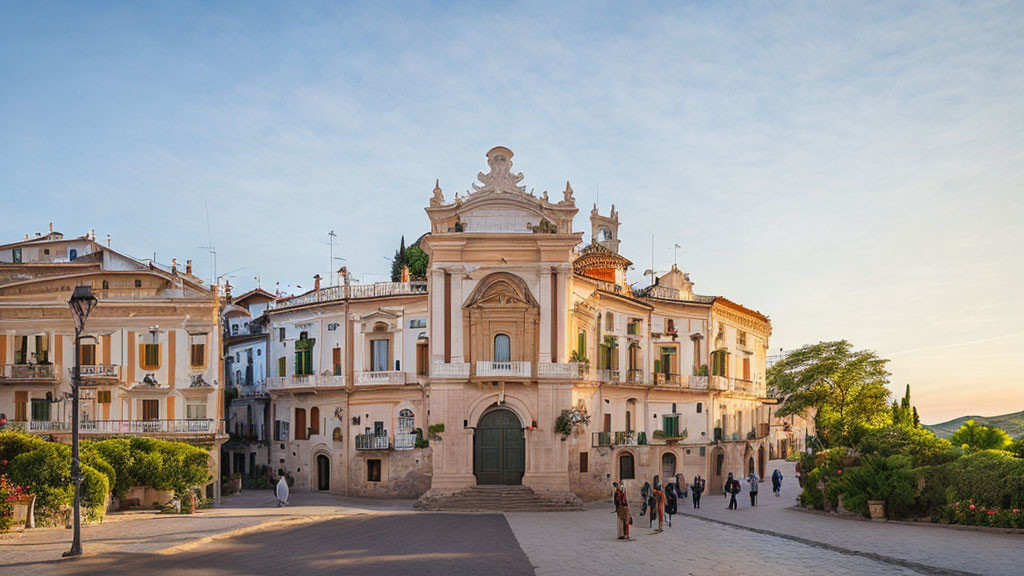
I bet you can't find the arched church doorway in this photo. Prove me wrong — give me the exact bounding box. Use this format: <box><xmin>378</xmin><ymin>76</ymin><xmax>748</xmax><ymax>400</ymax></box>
<box><xmin>758</xmin><ymin>445</ymin><xmax>766</xmax><ymax>479</ymax></box>
<box><xmin>316</xmin><ymin>454</ymin><xmax>330</xmax><ymax>491</ymax></box>
<box><xmin>474</xmin><ymin>407</ymin><xmax>525</xmax><ymax>485</ymax></box>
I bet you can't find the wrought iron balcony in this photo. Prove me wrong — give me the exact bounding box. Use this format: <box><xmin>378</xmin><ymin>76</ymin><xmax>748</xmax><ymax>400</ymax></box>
<box><xmin>355</xmin><ymin>371</ymin><xmax>407</xmax><ymax>385</ymax></box>
<box><xmin>21</xmin><ymin>419</ymin><xmax>217</xmax><ymax>434</ymax></box>
<box><xmin>1</xmin><ymin>364</ymin><xmax>57</xmax><ymax>381</ymax></box>
<box><xmin>394</xmin><ymin>432</ymin><xmax>417</xmax><ymax>450</ymax></box>
<box><xmin>475</xmin><ymin>361</ymin><xmax>531</xmax><ymax>378</ymax></box>
<box><xmin>592</xmin><ymin>431</ymin><xmax>612</xmax><ymax>447</ymax></box>
<box><xmin>596</xmin><ymin>369</ymin><xmax>620</xmax><ymax>382</ymax></box>
<box><xmin>355</xmin><ymin>433</ymin><xmax>391</xmax><ymax>451</ymax></box>
<box><xmin>70</xmin><ymin>364</ymin><xmax>120</xmax><ymax>380</ymax></box>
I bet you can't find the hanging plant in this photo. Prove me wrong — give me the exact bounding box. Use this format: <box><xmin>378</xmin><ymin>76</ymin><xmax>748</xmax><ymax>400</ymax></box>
<box><xmin>554</xmin><ymin>410</ymin><xmax>574</xmax><ymax>437</ymax></box>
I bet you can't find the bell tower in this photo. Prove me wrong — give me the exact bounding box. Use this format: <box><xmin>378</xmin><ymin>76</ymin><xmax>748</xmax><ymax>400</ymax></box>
<box><xmin>590</xmin><ymin>204</ymin><xmax>620</xmax><ymax>253</ymax></box>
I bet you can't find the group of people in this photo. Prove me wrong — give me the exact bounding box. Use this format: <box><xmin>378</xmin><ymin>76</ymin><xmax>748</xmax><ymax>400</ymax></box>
<box><xmin>612</xmin><ymin>473</ymin><xmax>707</xmax><ymax>540</ymax></box>
<box><xmin>614</xmin><ymin>468</ymin><xmax>786</xmax><ymax>539</ymax></box>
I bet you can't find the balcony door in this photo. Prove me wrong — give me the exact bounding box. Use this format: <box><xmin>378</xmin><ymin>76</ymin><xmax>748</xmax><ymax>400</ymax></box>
<box><xmin>142</xmin><ymin>399</ymin><xmax>159</xmax><ymax>421</ymax></box>
<box><xmin>371</xmin><ymin>340</ymin><xmax>389</xmax><ymax>372</ymax></box>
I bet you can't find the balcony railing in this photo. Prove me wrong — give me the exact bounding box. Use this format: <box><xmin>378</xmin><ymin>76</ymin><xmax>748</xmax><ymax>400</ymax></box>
<box><xmin>709</xmin><ymin>375</ymin><xmax>732</xmax><ymax>391</ymax></box>
<box><xmin>237</xmin><ymin>382</ymin><xmax>269</xmax><ymax>398</ymax></box>
<box><xmin>431</xmin><ymin>362</ymin><xmax>470</xmax><ymax>379</ymax></box>
<box><xmin>269</xmin><ymin>281</ymin><xmax>428</xmax><ymax>311</ymax></box>
<box><xmin>70</xmin><ymin>364</ymin><xmax>120</xmax><ymax>379</ymax></box>
<box><xmin>267</xmin><ymin>374</ymin><xmax>346</xmax><ymax>390</ymax></box>
<box><xmin>1</xmin><ymin>364</ymin><xmax>57</xmax><ymax>381</ymax></box>
<box><xmin>394</xmin><ymin>432</ymin><xmax>417</xmax><ymax>450</ymax></box>
<box><xmin>476</xmin><ymin>361</ymin><xmax>531</xmax><ymax>378</ymax></box>
<box><xmin>537</xmin><ymin>362</ymin><xmax>582</xmax><ymax>379</ymax></box>
<box><xmin>626</xmin><ymin>369</ymin><xmax>646</xmax><ymax>384</ymax></box>
<box><xmin>355</xmin><ymin>371</ymin><xmax>406</xmax><ymax>385</ymax></box>
<box><xmin>355</xmin><ymin>433</ymin><xmax>390</xmax><ymax>451</ymax></box>
<box><xmin>596</xmin><ymin>369</ymin><xmax>620</xmax><ymax>382</ymax></box>
<box><xmin>23</xmin><ymin>419</ymin><xmax>217</xmax><ymax>434</ymax></box>
<box><xmin>591</xmin><ymin>431</ymin><xmax>637</xmax><ymax>447</ymax></box>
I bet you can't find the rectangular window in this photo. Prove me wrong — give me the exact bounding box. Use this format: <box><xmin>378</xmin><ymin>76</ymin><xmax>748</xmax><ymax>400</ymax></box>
<box><xmin>142</xmin><ymin>344</ymin><xmax>160</xmax><ymax>369</ymax></box>
<box><xmin>295</xmin><ymin>408</ymin><xmax>307</xmax><ymax>440</ymax></box>
<box><xmin>603</xmin><ymin>413</ymin><xmax>611</xmax><ymax>433</ymax></box>
<box><xmin>191</xmin><ymin>343</ymin><xmax>205</xmax><ymax>368</ymax></box>
<box><xmin>232</xmin><ymin>325</ymin><xmax>239</xmax><ymax>335</ymax></box>
<box><xmin>274</xmin><ymin>420</ymin><xmax>281</xmax><ymax>441</ymax></box>
<box><xmin>738</xmin><ymin>331</ymin><xmax>747</xmax><ymax>346</ymax></box>
<box><xmin>367</xmin><ymin>459</ymin><xmax>382</xmax><ymax>482</ymax></box>
<box><xmin>142</xmin><ymin>399</ymin><xmax>159</xmax><ymax>421</ymax></box>
<box><xmin>80</xmin><ymin>343</ymin><xmax>96</xmax><ymax>366</ymax></box>
<box><xmin>627</xmin><ymin>319</ymin><xmax>640</xmax><ymax>335</ymax></box>
<box><xmin>666</xmin><ymin>319</ymin><xmax>676</xmax><ymax>333</ymax></box>
<box><xmin>416</xmin><ymin>343</ymin><xmax>428</xmax><ymax>376</ymax></box>
<box><xmin>278</xmin><ymin>357</ymin><xmax>287</xmax><ymax>377</ymax></box>
<box><xmin>31</xmin><ymin>399</ymin><xmax>50</xmax><ymax>421</ymax></box>
<box><xmin>14</xmin><ymin>391</ymin><xmax>27</xmax><ymax>421</ymax></box>
<box><xmin>409</xmin><ymin>318</ymin><xmax>427</xmax><ymax>329</ymax></box>
<box><xmin>333</xmin><ymin>347</ymin><xmax>342</xmax><ymax>376</ymax></box>
<box><xmin>579</xmin><ymin>451</ymin><xmax>589</xmax><ymax>473</ymax></box>
<box><xmin>186</xmin><ymin>404</ymin><xmax>207</xmax><ymax>419</ymax></box>
<box><xmin>371</xmin><ymin>339</ymin><xmax>389</xmax><ymax>372</ymax></box>
<box><xmin>12</xmin><ymin>248</ymin><xmax>21</xmax><ymax>263</ymax></box>
<box><xmin>696</xmin><ymin>402</ymin><xmax>703</xmax><ymax>414</ymax></box>
<box><xmin>279</xmin><ymin>327</ymin><xmax>286</xmax><ymax>342</ymax></box>
<box><xmin>711</xmin><ymin>350</ymin><xmax>727</xmax><ymax>377</ymax></box>
<box><xmin>34</xmin><ymin>335</ymin><xmax>48</xmax><ymax>363</ymax></box>
<box><xmin>663</xmin><ymin>415</ymin><xmax>680</xmax><ymax>437</ymax></box>
<box><xmin>98</xmin><ymin>390</ymin><xmax>112</xmax><ymax>404</ymax></box>
<box><xmin>743</xmin><ymin>357</ymin><xmax>751</xmax><ymax>380</ymax></box>
<box><xmin>13</xmin><ymin>336</ymin><xmax>27</xmax><ymax>364</ymax></box>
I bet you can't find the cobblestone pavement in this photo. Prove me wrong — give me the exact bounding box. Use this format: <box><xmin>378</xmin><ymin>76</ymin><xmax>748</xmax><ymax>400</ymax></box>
<box><xmin>677</xmin><ymin>460</ymin><xmax>1022</xmax><ymax>576</ymax></box>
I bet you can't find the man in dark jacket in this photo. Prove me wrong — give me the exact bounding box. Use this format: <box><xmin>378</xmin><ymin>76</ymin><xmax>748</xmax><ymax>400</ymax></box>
<box><xmin>724</xmin><ymin>473</ymin><xmax>741</xmax><ymax>510</ymax></box>
<box><xmin>772</xmin><ymin>468</ymin><xmax>783</xmax><ymax>497</ymax></box>
<box><xmin>691</xmin><ymin>475</ymin><xmax>705</xmax><ymax>509</ymax></box>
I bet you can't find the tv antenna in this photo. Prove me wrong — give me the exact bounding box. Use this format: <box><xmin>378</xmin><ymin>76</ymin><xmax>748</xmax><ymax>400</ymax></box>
<box><xmin>197</xmin><ymin>201</ymin><xmax>217</xmax><ymax>285</ymax></box>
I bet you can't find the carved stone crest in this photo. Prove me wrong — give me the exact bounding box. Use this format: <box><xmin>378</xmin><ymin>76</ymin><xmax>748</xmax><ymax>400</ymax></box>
<box><xmin>472</xmin><ymin>146</ymin><xmax>526</xmax><ymax>194</ymax></box>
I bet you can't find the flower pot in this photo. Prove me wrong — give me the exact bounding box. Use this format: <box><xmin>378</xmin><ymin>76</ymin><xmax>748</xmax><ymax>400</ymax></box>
<box><xmin>867</xmin><ymin>500</ymin><xmax>886</xmax><ymax>521</ymax></box>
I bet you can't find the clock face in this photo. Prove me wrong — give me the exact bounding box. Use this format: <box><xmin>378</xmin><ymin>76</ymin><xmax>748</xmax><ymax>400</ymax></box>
<box><xmin>598</xmin><ymin>227</ymin><xmax>613</xmax><ymax>241</ymax></box>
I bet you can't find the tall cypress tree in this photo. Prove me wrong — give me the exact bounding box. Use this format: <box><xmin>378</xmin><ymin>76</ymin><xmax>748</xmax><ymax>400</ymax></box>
<box><xmin>390</xmin><ymin>236</ymin><xmax>406</xmax><ymax>282</ymax></box>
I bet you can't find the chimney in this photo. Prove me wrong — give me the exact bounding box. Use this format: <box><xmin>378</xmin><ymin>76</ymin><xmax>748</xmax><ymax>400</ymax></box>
<box><xmin>171</xmin><ymin>258</ymin><xmax>178</xmax><ymax>274</ymax></box>
<box><xmin>106</xmin><ymin>234</ymin><xmax>111</xmax><ymax>247</ymax></box>
<box><xmin>313</xmin><ymin>274</ymin><xmax>322</xmax><ymax>291</ymax></box>
<box><xmin>90</xmin><ymin>229</ymin><xmax>95</xmax><ymax>240</ymax></box>
<box><xmin>49</xmin><ymin>222</ymin><xmax>53</xmax><ymax>233</ymax></box>
<box><xmin>186</xmin><ymin>260</ymin><xmax>193</xmax><ymax>275</ymax></box>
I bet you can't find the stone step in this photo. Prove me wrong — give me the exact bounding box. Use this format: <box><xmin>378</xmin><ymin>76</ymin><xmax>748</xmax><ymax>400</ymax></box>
<box><xmin>414</xmin><ymin>485</ymin><xmax>583</xmax><ymax>512</ymax></box>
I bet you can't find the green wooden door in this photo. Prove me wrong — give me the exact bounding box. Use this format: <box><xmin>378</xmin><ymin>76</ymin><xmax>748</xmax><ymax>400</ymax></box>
<box><xmin>474</xmin><ymin>408</ymin><xmax>525</xmax><ymax>485</ymax></box>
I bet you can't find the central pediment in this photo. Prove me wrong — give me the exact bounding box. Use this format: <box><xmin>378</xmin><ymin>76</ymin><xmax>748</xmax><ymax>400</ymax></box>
<box><xmin>425</xmin><ymin>147</ymin><xmax>579</xmax><ymax>235</ymax></box>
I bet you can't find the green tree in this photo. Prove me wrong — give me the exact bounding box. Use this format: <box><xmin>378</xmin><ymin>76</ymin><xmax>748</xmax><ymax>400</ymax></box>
<box><xmin>768</xmin><ymin>340</ymin><xmax>892</xmax><ymax>447</ymax></box>
<box><xmin>389</xmin><ymin>236</ymin><xmax>407</xmax><ymax>282</ymax></box>
<box><xmin>389</xmin><ymin>236</ymin><xmax>429</xmax><ymax>281</ymax></box>
<box><xmin>950</xmin><ymin>420</ymin><xmax>1012</xmax><ymax>451</ymax></box>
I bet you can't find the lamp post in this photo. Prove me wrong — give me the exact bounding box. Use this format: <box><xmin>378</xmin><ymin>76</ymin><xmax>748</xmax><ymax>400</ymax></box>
<box><xmin>64</xmin><ymin>285</ymin><xmax>97</xmax><ymax>557</ymax></box>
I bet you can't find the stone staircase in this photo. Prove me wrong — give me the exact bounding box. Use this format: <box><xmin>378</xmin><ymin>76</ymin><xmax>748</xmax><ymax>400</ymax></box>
<box><xmin>415</xmin><ymin>485</ymin><xmax>583</xmax><ymax>512</ymax></box>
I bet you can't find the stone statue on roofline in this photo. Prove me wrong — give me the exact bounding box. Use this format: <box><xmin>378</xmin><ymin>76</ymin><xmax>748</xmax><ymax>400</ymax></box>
<box><xmin>561</xmin><ymin>181</ymin><xmax>575</xmax><ymax>204</ymax></box>
<box><xmin>430</xmin><ymin>179</ymin><xmax>444</xmax><ymax>207</ymax></box>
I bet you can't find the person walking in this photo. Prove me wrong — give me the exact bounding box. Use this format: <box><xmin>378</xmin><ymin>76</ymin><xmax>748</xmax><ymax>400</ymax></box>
<box><xmin>690</xmin><ymin>475</ymin><xmax>705</xmax><ymax>509</ymax></box>
<box><xmin>747</xmin><ymin>472</ymin><xmax>759</xmax><ymax>506</ymax></box>
<box><xmin>664</xmin><ymin>482</ymin><xmax>677</xmax><ymax>527</ymax></box>
<box><xmin>724</xmin><ymin>473</ymin><xmax>741</xmax><ymax>510</ymax></box>
<box><xmin>613</xmin><ymin>482</ymin><xmax>633</xmax><ymax>541</ymax></box>
<box><xmin>639</xmin><ymin>481</ymin><xmax>651</xmax><ymax>519</ymax></box>
<box><xmin>652</xmin><ymin>475</ymin><xmax>666</xmax><ymax>532</ymax></box>
<box><xmin>771</xmin><ymin>468</ymin><xmax>783</xmax><ymax>497</ymax></box>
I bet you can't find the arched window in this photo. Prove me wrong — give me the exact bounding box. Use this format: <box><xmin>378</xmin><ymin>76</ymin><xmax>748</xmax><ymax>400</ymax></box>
<box><xmin>662</xmin><ymin>452</ymin><xmax>677</xmax><ymax>477</ymax></box>
<box><xmin>310</xmin><ymin>407</ymin><xmax>320</xmax><ymax>435</ymax></box>
<box><xmin>619</xmin><ymin>452</ymin><xmax>635</xmax><ymax>480</ymax></box>
<box><xmin>332</xmin><ymin>427</ymin><xmax>343</xmax><ymax>442</ymax></box>
<box><xmin>494</xmin><ymin>333</ymin><xmax>511</xmax><ymax>363</ymax></box>
<box><xmin>398</xmin><ymin>408</ymin><xmax>414</xmax><ymax>433</ymax></box>
<box><xmin>102</xmin><ymin>280</ymin><xmax>109</xmax><ymax>290</ymax></box>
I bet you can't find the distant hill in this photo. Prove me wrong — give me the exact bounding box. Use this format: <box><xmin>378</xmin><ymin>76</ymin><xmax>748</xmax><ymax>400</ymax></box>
<box><xmin>926</xmin><ymin>410</ymin><xmax>1024</xmax><ymax>439</ymax></box>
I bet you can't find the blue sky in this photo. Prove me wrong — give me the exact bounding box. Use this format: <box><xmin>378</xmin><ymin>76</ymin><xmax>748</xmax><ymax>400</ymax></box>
<box><xmin>2</xmin><ymin>1</ymin><xmax>1022</xmax><ymax>422</ymax></box>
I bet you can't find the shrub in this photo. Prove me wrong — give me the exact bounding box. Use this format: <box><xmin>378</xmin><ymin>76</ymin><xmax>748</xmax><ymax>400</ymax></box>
<box><xmin>857</xmin><ymin>424</ymin><xmax>958</xmax><ymax>468</ymax></box>
<box><xmin>835</xmin><ymin>454</ymin><xmax>916</xmax><ymax>519</ymax></box>
<box><xmin>1008</xmin><ymin>438</ymin><xmax>1024</xmax><ymax>459</ymax></box>
<box><xmin>943</xmin><ymin>450</ymin><xmax>1024</xmax><ymax>510</ymax></box>
<box><xmin>89</xmin><ymin>439</ymin><xmax>133</xmax><ymax>496</ymax></box>
<box><xmin>80</xmin><ymin>465</ymin><xmax>109</xmax><ymax>522</ymax></box>
<box><xmin>0</xmin><ymin>430</ymin><xmax>47</xmax><ymax>464</ymax></box>
<box><xmin>950</xmin><ymin>420</ymin><xmax>1012</xmax><ymax>451</ymax></box>
<box><xmin>6</xmin><ymin>441</ymin><xmax>73</xmax><ymax>518</ymax></box>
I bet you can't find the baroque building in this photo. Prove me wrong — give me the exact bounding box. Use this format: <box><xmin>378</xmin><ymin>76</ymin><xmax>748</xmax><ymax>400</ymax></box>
<box><xmin>0</xmin><ymin>227</ymin><xmax>226</xmax><ymax>499</ymax></box>
<box><xmin>265</xmin><ymin>147</ymin><xmax>773</xmax><ymax>503</ymax></box>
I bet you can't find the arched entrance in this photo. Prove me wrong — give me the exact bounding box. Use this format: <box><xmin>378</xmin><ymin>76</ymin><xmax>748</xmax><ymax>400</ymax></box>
<box><xmin>661</xmin><ymin>452</ymin><xmax>677</xmax><ymax>479</ymax></box>
<box><xmin>758</xmin><ymin>445</ymin><xmax>766</xmax><ymax>479</ymax></box>
<box><xmin>316</xmin><ymin>454</ymin><xmax>330</xmax><ymax>491</ymax></box>
<box><xmin>474</xmin><ymin>407</ymin><xmax>525</xmax><ymax>485</ymax></box>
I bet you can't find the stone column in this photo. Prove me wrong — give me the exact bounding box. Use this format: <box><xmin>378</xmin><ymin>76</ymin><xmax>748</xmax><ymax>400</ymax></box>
<box><xmin>554</xmin><ymin>266</ymin><xmax>569</xmax><ymax>364</ymax></box>
<box><xmin>450</xmin><ymin>268</ymin><xmax>464</xmax><ymax>363</ymax></box>
<box><xmin>430</xmin><ymin>270</ymin><xmax>445</xmax><ymax>363</ymax></box>
<box><xmin>538</xmin><ymin>270</ymin><xmax>552</xmax><ymax>364</ymax></box>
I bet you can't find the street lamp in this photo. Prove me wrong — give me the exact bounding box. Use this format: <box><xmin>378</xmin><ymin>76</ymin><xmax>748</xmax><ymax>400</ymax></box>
<box><xmin>64</xmin><ymin>285</ymin><xmax>97</xmax><ymax>558</ymax></box>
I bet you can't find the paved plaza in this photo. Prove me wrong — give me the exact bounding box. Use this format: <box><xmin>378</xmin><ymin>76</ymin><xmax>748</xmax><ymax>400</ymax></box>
<box><xmin>1</xmin><ymin>462</ymin><xmax>1021</xmax><ymax>576</ymax></box>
